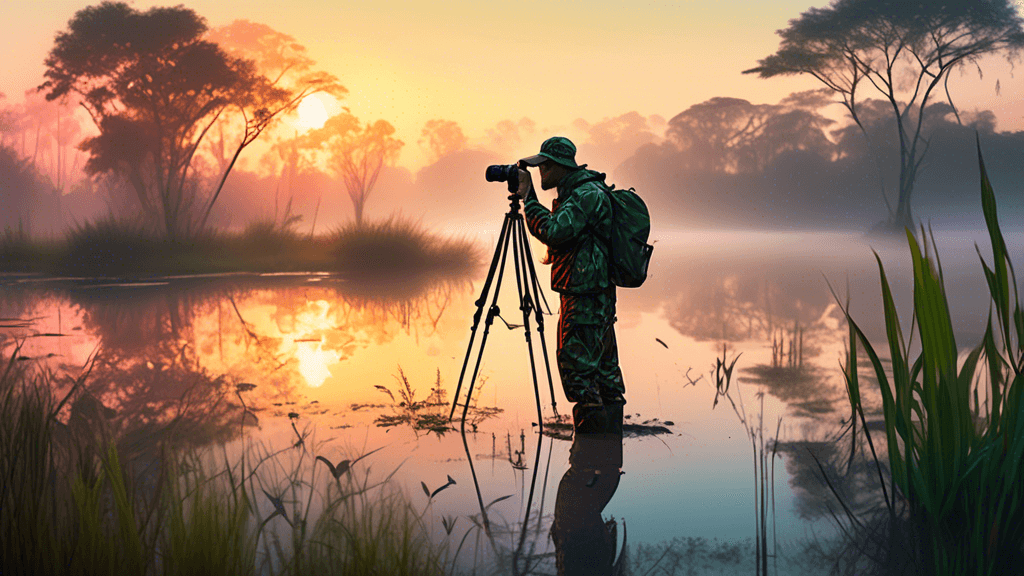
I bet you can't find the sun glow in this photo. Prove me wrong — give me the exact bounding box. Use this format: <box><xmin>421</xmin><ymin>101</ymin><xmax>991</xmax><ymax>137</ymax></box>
<box><xmin>296</xmin><ymin>94</ymin><xmax>329</xmax><ymax>130</ymax></box>
<box><xmin>294</xmin><ymin>339</ymin><xmax>339</xmax><ymax>388</ymax></box>
<box><xmin>286</xmin><ymin>299</ymin><xmax>347</xmax><ymax>388</ymax></box>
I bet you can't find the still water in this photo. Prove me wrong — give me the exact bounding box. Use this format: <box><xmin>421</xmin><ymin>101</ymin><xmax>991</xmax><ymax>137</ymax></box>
<box><xmin>1</xmin><ymin>227</ymin><xmax>1017</xmax><ymax>574</ymax></box>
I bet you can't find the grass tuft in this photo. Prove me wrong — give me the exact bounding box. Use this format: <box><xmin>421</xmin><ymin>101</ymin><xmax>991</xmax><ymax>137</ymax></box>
<box><xmin>329</xmin><ymin>215</ymin><xmax>481</xmax><ymax>280</ymax></box>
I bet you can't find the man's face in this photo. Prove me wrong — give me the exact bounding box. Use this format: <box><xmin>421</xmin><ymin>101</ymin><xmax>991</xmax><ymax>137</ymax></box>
<box><xmin>538</xmin><ymin>160</ymin><xmax>564</xmax><ymax>191</ymax></box>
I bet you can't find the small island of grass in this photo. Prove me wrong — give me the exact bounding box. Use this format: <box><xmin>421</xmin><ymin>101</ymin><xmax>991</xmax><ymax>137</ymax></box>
<box><xmin>1</xmin><ymin>215</ymin><xmax>482</xmax><ymax>281</ymax></box>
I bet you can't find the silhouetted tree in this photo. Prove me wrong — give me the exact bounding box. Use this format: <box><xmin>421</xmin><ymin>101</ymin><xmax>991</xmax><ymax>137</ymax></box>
<box><xmin>0</xmin><ymin>93</ymin><xmax>18</xmax><ymax>149</ymax></box>
<box><xmin>745</xmin><ymin>0</ymin><xmax>1024</xmax><ymax>230</ymax></box>
<box><xmin>295</xmin><ymin>113</ymin><xmax>404</xmax><ymax>226</ymax></box>
<box><xmin>485</xmin><ymin>118</ymin><xmax>536</xmax><ymax>156</ymax></box>
<box><xmin>571</xmin><ymin>111</ymin><xmax>663</xmax><ymax>174</ymax></box>
<box><xmin>665</xmin><ymin>91</ymin><xmax>835</xmax><ymax>173</ymax></box>
<box><xmin>0</xmin><ymin>145</ymin><xmax>48</xmax><ymax>232</ymax></box>
<box><xmin>419</xmin><ymin>119</ymin><xmax>467</xmax><ymax>163</ymax></box>
<box><xmin>205</xmin><ymin>20</ymin><xmax>345</xmax><ymax>182</ymax></box>
<box><xmin>40</xmin><ymin>2</ymin><xmax>340</xmax><ymax>239</ymax></box>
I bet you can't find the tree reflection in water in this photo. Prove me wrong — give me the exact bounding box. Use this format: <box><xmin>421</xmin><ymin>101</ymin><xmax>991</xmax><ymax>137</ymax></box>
<box><xmin>658</xmin><ymin>267</ymin><xmax>836</xmax><ymax>344</ymax></box>
<box><xmin>1</xmin><ymin>272</ymin><xmax>474</xmax><ymax>467</ymax></box>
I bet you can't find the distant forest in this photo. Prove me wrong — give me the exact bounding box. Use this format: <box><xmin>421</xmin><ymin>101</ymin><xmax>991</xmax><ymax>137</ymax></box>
<box><xmin>4</xmin><ymin>87</ymin><xmax>1022</xmax><ymax>237</ymax></box>
<box><xmin>2</xmin><ymin>7</ymin><xmax>1022</xmax><ymax>237</ymax></box>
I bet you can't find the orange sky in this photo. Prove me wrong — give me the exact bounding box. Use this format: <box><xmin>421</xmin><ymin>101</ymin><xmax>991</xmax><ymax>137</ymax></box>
<box><xmin>3</xmin><ymin>0</ymin><xmax>1023</xmax><ymax>171</ymax></box>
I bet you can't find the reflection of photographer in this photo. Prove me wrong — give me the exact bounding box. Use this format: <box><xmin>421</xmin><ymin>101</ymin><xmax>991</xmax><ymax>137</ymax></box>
<box><xmin>551</xmin><ymin>416</ymin><xmax>625</xmax><ymax>575</ymax></box>
<box><xmin>515</xmin><ymin>137</ymin><xmax>626</xmax><ymax>427</ymax></box>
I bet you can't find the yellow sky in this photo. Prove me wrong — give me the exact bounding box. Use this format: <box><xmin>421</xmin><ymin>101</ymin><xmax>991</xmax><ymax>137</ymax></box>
<box><xmin>3</xmin><ymin>0</ymin><xmax>1023</xmax><ymax>170</ymax></box>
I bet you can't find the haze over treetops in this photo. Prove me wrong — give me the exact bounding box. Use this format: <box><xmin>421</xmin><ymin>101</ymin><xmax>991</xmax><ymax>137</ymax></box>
<box><xmin>4</xmin><ymin>0</ymin><xmax>1022</xmax><ymax>172</ymax></box>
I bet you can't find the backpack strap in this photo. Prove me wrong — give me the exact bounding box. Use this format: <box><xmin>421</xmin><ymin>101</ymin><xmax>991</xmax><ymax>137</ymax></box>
<box><xmin>579</xmin><ymin>178</ymin><xmax>615</xmax><ymax>252</ymax></box>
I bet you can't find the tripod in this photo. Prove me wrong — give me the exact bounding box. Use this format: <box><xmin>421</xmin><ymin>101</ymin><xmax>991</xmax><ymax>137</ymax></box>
<box><xmin>448</xmin><ymin>190</ymin><xmax>559</xmax><ymax>430</ymax></box>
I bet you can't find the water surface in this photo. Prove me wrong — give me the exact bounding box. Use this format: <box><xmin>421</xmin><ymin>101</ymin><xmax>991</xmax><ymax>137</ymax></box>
<box><xmin>3</xmin><ymin>228</ymin><xmax>1018</xmax><ymax>574</ymax></box>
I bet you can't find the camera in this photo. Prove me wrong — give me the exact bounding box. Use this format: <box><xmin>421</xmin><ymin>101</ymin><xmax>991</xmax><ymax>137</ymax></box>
<box><xmin>485</xmin><ymin>164</ymin><xmax>520</xmax><ymax>190</ymax></box>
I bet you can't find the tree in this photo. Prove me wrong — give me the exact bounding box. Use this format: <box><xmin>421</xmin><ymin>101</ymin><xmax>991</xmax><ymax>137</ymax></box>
<box><xmin>485</xmin><ymin>118</ymin><xmax>536</xmax><ymax>156</ymax></box>
<box><xmin>571</xmin><ymin>111</ymin><xmax>663</xmax><ymax>173</ymax></box>
<box><xmin>204</xmin><ymin>20</ymin><xmax>346</xmax><ymax>176</ymax></box>
<box><xmin>0</xmin><ymin>145</ymin><xmax>48</xmax><ymax>233</ymax></box>
<box><xmin>745</xmin><ymin>0</ymin><xmax>1024</xmax><ymax>230</ymax></box>
<box><xmin>418</xmin><ymin>119</ymin><xmax>466</xmax><ymax>163</ymax></box>
<box><xmin>296</xmin><ymin>113</ymin><xmax>403</xmax><ymax>226</ymax></box>
<box><xmin>40</xmin><ymin>2</ymin><xmax>341</xmax><ymax>239</ymax></box>
<box><xmin>664</xmin><ymin>91</ymin><xmax>835</xmax><ymax>173</ymax></box>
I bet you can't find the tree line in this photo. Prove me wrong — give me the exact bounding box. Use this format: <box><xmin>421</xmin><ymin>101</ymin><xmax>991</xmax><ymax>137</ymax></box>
<box><xmin>4</xmin><ymin>0</ymin><xmax>1024</xmax><ymax>238</ymax></box>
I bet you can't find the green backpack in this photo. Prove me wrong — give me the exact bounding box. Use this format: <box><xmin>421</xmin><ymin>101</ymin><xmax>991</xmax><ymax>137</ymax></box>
<box><xmin>585</xmin><ymin>178</ymin><xmax>653</xmax><ymax>288</ymax></box>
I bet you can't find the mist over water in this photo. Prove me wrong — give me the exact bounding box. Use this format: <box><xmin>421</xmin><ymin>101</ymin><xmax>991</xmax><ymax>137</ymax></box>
<box><xmin>4</xmin><ymin>3</ymin><xmax>1024</xmax><ymax>571</ymax></box>
<box><xmin>4</xmin><ymin>223</ymin><xmax>1020</xmax><ymax>573</ymax></box>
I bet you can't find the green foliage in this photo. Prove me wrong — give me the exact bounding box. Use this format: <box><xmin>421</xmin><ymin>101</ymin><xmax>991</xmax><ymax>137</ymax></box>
<box><xmin>837</xmin><ymin>137</ymin><xmax>1024</xmax><ymax>574</ymax></box>
<box><xmin>1</xmin><ymin>219</ymin><xmax>54</xmax><ymax>272</ymax></box>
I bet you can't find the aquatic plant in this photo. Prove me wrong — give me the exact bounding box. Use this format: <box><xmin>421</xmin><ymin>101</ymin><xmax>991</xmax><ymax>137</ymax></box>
<box><xmin>715</xmin><ymin>344</ymin><xmax>782</xmax><ymax>576</ymax></box>
<box><xmin>835</xmin><ymin>137</ymin><xmax>1024</xmax><ymax>575</ymax></box>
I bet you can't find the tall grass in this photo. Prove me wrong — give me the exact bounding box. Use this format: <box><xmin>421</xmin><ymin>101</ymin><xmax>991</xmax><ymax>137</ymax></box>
<box><xmin>2</xmin><ymin>212</ymin><xmax>481</xmax><ymax>279</ymax></box>
<box><xmin>836</xmin><ymin>137</ymin><xmax>1024</xmax><ymax>575</ymax></box>
<box><xmin>61</xmin><ymin>215</ymin><xmax>169</xmax><ymax>276</ymax></box>
<box><xmin>1</xmin><ymin>220</ymin><xmax>55</xmax><ymax>272</ymax></box>
<box><xmin>329</xmin><ymin>215</ymin><xmax>480</xmax><ymax>280</ymax></box>
<box><xmin>0</xmin><ymin>344</ymin><xmax>455</xmax><ymax>576</ymax></box>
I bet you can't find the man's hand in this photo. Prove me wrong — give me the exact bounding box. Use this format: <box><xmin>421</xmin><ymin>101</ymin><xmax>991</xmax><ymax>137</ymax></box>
<box><xmin>516</xmin><ymin>168</ymin><xmax>535</xmax><ymax>199</ymax></box>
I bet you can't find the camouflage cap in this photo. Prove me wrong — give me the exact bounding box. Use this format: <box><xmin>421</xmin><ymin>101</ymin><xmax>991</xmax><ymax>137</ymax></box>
<box><xmin>520</xmin><ymin>136</ymin><xmax>578</xmax><ymax>168</ymax></box>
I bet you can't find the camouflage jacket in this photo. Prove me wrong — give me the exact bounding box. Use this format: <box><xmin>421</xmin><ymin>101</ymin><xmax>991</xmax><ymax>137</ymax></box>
<box><xmin>524</xmin><ymin>167</ymin><xmax>613</xmax><ymax>294</ymax></box>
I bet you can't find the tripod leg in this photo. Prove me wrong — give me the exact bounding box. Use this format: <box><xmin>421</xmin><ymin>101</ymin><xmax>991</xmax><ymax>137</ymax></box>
<box><xmin>517</xmin><ymin>218</ymin><xmax>560</xmax><ymax>417</ymax></box>
<box><xmin>449</xmin><ymin>214</ymin><xmax>514</xmax><ymax>422</ymax></box>
<box><xmin>510</xmin><ymin>215</ymin><xmax>545</xmax><ymax>430</ymax></box>
<box><xmin>459</xmin><ymin>215</ymin><xmax>516</xmax><ymax>429</ymax></box>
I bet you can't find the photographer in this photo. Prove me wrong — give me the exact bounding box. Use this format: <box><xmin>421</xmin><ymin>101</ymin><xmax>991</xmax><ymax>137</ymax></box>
<box><xmin>516</xmin><ymin>137</ymin><xmax>625</xmax><ymax>430</ymax></box>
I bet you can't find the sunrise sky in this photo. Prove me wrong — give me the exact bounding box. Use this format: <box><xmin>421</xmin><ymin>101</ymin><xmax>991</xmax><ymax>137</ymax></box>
<box><xmin>3</xmin><ymin>0</ymin><xmax>1023</xmax><ymax>171</ymax></box>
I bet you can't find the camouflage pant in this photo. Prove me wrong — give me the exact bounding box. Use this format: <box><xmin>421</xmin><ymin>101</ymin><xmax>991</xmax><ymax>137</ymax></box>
<box><xmin>556</xmin><ymin>286</ymin><xmax>625</xmax><ymax>404</ymax></box>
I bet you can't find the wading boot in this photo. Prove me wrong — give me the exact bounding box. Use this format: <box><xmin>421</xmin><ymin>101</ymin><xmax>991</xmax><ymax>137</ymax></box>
<box><xmin>573</xmin><ymin>401</ymin><xmax>607</xmax><ymax>434</ymax></box>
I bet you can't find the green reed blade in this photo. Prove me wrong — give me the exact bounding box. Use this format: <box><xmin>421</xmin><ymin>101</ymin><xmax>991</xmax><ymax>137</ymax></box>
<box><xmin>846</xmin><ymin>314</ymin><xmax>908</xmax><ymax>491</ymax></box>
<box><xmin>872</xmin><ymin>252</ymin><xmax>910</xmax><ymax>386</ymax></box>
<box><xmin>978</xmin><ymin>134</ymin><xmax>1015</xmax><ymax>370</ymax></box>
<box><xmin>983</xmin><ymin>321</ymin><xmax>1005</xmax><ymax>430</ymax></box>
<box><xmin>102</xmin><ymin>444</ymin><xmax>146</xmax><ymax>574</ymax></box>
<box><xmin>870</xmin><ymin>252</ymin><xmax>917</xmax><ymax>445</ymax></box>
<box><xmin>958</xmin><ymin>341</ymin><xmax>984</xmax><ymax>428</ymax></box>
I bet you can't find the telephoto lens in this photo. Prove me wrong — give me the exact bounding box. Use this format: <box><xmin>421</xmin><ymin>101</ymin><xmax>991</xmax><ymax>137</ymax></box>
<box><xmin>485</xmin><ymin>164</ymin><xmax>519</xmax><ymax>187</ymax></box>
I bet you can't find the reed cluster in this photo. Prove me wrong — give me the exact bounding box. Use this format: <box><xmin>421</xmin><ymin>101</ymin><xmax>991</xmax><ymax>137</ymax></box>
<box><xmin>836</xmin><ymin>138</ymin><xmax>1024</xmax><ymax>575</ymax></box>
